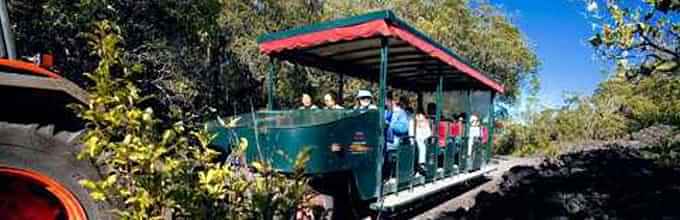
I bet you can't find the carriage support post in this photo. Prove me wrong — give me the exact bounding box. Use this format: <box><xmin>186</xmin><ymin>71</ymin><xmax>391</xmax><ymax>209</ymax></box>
<box><xmin>267</xmin><ymin>58</ymin><xmax>278</xmax><ymax>110</ymax></box>
<box><xmin>338</xmin><ymin>73</ymin><xmax>345</xmax><ymax>105</ymax></box>
<box><xmin>377</xmin><ymin>37</ymin><xmax>389</xmax><ymax>195</ymax></box>
<box><xmin>435</xmin><ymin>73</ymin><xmax>443</xmax><ymax>135</ymax></box>
<box><xmin>486</xmin><ymin>92</ymin><xmax>496</xmax><ymax>163</ymax></box>
<box><xmin>435</xmin><ymin>73</ymin><xmax>444</xmax><ymax>178</ymax></box>
<box><xmin>462</xmin><ymin>89</ymin><xmax>472</xmax><ymax>171</ymax></box>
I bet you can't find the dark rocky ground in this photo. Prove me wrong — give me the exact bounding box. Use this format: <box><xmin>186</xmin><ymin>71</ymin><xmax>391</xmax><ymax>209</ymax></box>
<box><xmin>431</xmin><ymin>125</ymin><xmax>680</xmax><ymax>220</ymax></box>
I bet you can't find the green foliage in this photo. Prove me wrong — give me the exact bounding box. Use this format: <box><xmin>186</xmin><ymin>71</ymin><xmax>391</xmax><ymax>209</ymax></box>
<box><xmin>587</xmin><ymin>0</ymin><xmax>680</xmax><ymax>77</ymax></box>
<box><xmin>497</xmin><ymin>73</ymin><xmax>679</xmax><ymax>156</ymax></box>
<box><xmin>585</xmin><ymin>0</ymin><xmax>680</xmax><ymax>127</ymax></box>
<box><xmin>11</xmin><ymin>0</ymin><xmax>538</xmax><ymax>113</ymax></box>
<box><xmin>640</xmin><ymin>139</ymin><xmax>680</xmax><ymax>167</ymax></box>
<box><xmin>498</xmin><ymin>1</ymin><xmax>680</xmax><ymax>157</ymax></box>
<box><xmin>75</xmin><ymin>20</ymin><xmax>309</xmax><ymax>220</ymax></box>
<box><xmin>10</xmin><ymin>0</ymin><xmax>252</xmax><ymax>124</ymax></box>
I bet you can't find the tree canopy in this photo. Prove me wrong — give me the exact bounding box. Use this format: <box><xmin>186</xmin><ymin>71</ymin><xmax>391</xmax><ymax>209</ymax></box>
<box><xmin>9</xmin><ymin>0</ymin><xmax>538</xmax><ymax>119</ymax></box>
<box><xmin>587</xmin><ymin>0</ymin><xmax>680</xmax><ymax>78</ymax></box>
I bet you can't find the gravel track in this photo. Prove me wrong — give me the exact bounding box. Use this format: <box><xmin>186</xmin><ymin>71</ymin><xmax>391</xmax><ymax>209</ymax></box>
<box><xmin>412</xmin><ymin>156</ymin><xmax>542</xmax><ymax>220</ymax></box>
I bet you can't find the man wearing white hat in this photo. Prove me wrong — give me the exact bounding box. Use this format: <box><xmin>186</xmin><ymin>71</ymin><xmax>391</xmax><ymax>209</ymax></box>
<box><xmin>354</xmin><ymin>90</ymin><xmax>378</xmax><ymax>110</ymax></box>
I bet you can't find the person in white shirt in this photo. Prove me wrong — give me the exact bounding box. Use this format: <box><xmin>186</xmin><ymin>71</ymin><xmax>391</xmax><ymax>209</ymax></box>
<box><xmin>467</xmin><ymin>114</ymin><xmax>481</xmax><ymax>158</ymax></box>
<box><xmin>409</xmin><ymin>109</ymin><xmax>432</xmax><ymax>169</ymax></box>
<box><xmin>298</xmin><ymin>93</ymin><xmax>319</xmax><ymax>110</ymax></box>
<box><xmin>323</xmin><ymin>93</ymin><xmax>344</xmax><ymax>110</ymax></box>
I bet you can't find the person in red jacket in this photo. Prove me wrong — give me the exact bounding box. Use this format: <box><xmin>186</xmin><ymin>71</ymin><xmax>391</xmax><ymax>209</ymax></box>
<box><xmin>450</xmin><ymin>112</ymin><xmax>466</xmax><ymax>137</ymax></box>
<box><xmin>437</xmin><ymin>120</ymin><xmax>450</xmax><ymax>147</ymax></box>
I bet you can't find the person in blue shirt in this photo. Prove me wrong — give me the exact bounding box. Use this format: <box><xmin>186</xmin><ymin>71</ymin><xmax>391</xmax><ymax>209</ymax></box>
<box><xmin>382</xmin><ymin>92</ymin><xmax>410</xmax><ymax>180</ymax></box>
<box><xmin>385</xmin><ymin>92</ymin><xmax>409</xmax><ymax>150</ymax></box>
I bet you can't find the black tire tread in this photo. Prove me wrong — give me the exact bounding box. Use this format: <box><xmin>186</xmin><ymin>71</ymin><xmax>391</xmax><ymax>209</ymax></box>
<box><xmin>0</xmin><ymin>121</ymin><xmax>111</xmax><ymax>220</ymax></box>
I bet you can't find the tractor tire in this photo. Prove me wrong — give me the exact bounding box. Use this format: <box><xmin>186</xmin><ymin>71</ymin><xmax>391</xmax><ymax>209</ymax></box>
<box><xmin>0</xmin><ymin>122</ymin><xmax>112</xmax><ymax>220</ymax></box>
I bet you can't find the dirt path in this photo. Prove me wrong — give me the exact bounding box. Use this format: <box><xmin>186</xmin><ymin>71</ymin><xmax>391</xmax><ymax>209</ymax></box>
<box><xmin>413</xmin><ymin>156</ymin><xmax>543</xmax><ymax>220</ymax></box>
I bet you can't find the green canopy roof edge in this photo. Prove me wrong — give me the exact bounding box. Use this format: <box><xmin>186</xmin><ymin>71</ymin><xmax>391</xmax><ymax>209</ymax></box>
<box><xmin>257</xmin><ymin>10</ymin><xmax>502</xmax><ymax>92</ymax></box>
<box><xmin>256</xmin><ymin>10</ymin><xmax>394</xmax><ymax>43</ymax></box>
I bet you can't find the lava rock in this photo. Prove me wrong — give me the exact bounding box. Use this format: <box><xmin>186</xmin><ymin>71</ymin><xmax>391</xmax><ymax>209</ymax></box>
<box><xmin>441</xmin><ymin>147</ymin><xmax>680</xmax><ymax>220</ymax></box>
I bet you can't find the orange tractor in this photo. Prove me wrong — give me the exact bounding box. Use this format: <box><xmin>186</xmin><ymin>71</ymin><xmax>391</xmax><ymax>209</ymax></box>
<box><xmin>0</xmin><ymin>0</ymin><xmax>109</xmax><ymax>219</ymax></box>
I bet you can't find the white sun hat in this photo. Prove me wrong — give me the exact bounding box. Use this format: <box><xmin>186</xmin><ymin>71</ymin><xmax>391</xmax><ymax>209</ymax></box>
<box><xmin>356</xmin><ymin>90</ymin><xmax>372</xmax><ymax>99</ymax></box>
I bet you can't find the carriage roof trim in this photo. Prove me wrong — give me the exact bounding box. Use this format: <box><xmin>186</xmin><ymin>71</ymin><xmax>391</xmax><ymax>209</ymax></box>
<box><xmin>257</xmin><ymin>10</ymin><xmax>504</xmax><ymax>93</ymax></box>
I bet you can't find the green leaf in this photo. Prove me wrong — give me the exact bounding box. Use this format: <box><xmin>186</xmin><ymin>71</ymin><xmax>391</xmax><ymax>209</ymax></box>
<box><xmin>90</xmin><ymin>191</ymin><xmax>106</xmax><ymax>202</ymax></box>
<box><xmin>79</xmin><ymin>179</ymin><xmax>98</xmax><ymax>190</ymax></box>
<box><xmin>655</xmin><ymin>60</ymin><xmax>678</xmax><ymax>72</ymax></box>
<box><xmin>589</xmin><ymin>34</ymin><xmax>603</xmax><ymax>47</ymax></box>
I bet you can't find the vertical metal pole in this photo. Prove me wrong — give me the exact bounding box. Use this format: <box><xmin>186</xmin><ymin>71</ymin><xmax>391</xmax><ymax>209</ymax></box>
<box><xmin>435</xmin><ymin>75</ymin><xmax>443</xmax><ymax>134</ymax></box>
<box><xmin>338</xmin><ymin>73</ymin><xmax>345</xmax><ymax>105</ymax></box>
<box><xmin>267</xmin><ymin>59</ymin><xmax>277</xmax><ymax>110</ymax></box>
<box><xmin>463</xmin><ymin>89</ymin><xmax>472</xmax><ymax>170</ymax></box>
<box><xmin>463</xmin><ymin>90</ymin><xmax>471</xmax><ymax>139</ymax></box>
<box><xmin>377</xmin><ymin>37</ymin><xmax>389</xmax><ymax>195</ymax></box>
<box><xmin>487</xmin><ymin>92</ymin><xmax>496</xmax><ymax>163</ymax></box>
<box><xmin>435</xmin><ymin>73</ymin><xmax>444</xmax><ymax>178</ymax></box>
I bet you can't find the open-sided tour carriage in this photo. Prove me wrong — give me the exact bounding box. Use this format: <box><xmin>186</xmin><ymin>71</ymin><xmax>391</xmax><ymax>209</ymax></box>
<box><xmin>210</xmin><ymin>10</ymin><xmax>504</xmax><ymax>218</ymax></box>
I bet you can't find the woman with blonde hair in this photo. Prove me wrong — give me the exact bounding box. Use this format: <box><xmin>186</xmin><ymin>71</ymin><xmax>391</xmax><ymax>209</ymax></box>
<box><xmin>409</xmin><ymin>108</ymin><xmax>431</xmax><ymax>173</ymax></box>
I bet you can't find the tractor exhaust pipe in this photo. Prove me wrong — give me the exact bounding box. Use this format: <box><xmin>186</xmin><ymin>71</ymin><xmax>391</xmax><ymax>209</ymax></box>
<box><xmin>0</xmin><ymin>0</ymin><xmax>16</xmax><ymax>59</ymax></box>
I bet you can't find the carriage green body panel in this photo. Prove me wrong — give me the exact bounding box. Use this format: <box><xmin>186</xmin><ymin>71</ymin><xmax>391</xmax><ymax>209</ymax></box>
<box><xmin>425</xmin><ymin>138</ymin><xmax>439</xmax><ymax>182</ymax></box>
<box><xmin>210</xmin><ymin>110</ymin><xmax>382</xmax><ymax>200</ymax></box>
<box><xmin>396</xmin><ymin>140</ymin><xmax>415</xmax><ymax>190</ymax></box>
<box><xmin>444</xmin><ymin>137</ymin><xmax>459</xmax><ymax>176</ymax></box>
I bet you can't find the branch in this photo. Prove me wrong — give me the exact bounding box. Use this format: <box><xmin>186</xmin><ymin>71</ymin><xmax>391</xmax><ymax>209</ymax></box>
<box><xmin>640</xmin><ymin>33</ymin><xmax>679</xmax><ymax>59</ymax></box>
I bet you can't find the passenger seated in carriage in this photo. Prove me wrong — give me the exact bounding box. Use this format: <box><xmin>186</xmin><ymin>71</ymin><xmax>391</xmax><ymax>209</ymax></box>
<box><xmin>353</xmin><ymin>90</ymin><xmax>377</xmax><ymax>110</ymax></box>
<box><xmin>322</xmin><ymin>92</ymin><xmax>344</xmax><ymax>110</ymax></box>
<box><xmin>401</xmin><ymin>96</ymin><xmax>414</xmax><ymax>117</ymax></box>
<box><xmin>466</xmin><ymin>113</ymin><xmax>489</xmax><ymax>157</ymax></box>
<box><xmin>383</xmin><ymin>92</ymin><xmax>409</xmax><ymax>179</ymax></box>
<box><xmin>298</xmin><ymin>93</ymin><xmax>319</xmax><ymax>110</ymax></box>
<box><xmin>385</xmin><ymin>92</ymin><xmax>409</xmax><ymax>150</ymax></box>
<box><xmin>450</xmin><ymin>112</ymin><xmax>466</xmax><ymax>137</ymax></box>
<box><xmin>426</xmin><ymin>102</ymin><xmax>454</xmax><ymax>147</ymax></box>
<box><xmin>409</xmin><ymin>108</ymin><xmax>431</xmax><ymax>172</ymax></box>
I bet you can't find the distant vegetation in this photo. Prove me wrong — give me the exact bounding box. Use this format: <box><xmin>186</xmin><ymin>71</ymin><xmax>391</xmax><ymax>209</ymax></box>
<box><xmin>10</xmin><ymin>0</ymin><xmax>538</xmax><ymax>121</ymax></box>
<box><xmin>497</xmin><ymin>0</ymin><xmax>680</xmax><ymax>160</ymax></box>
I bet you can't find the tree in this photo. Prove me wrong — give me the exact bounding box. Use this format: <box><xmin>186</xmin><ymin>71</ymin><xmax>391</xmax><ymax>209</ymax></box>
<box><xmin>587</xmin><ymin>0</ymin><xmax>680</xmax><ymax>78</ymax></box>
<box><xmin>10</xmin><ymin>0</ymin><xmax>254</xmax><ymax>125</ymax></box>
<box><xmin>586</xmin><ymin>0</ymin><xmax>680</xmax><ymax>127</ymax></box>
<box><xmin>10</xmin><ymin>0</ymin><xmax>538</xmax><ymax>114</ymax></box>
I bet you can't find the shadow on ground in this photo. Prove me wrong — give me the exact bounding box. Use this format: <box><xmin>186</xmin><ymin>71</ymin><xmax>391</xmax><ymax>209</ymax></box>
<box><xmin>439</xmin><ymin>146</ymin><xmax>680</xmax><ymax>220</ymax></box>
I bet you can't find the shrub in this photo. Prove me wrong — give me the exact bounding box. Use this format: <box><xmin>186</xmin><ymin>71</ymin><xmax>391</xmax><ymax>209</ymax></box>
<box><xmin>75</xmin><ymin>20</ymin><xmax>309</xmax><ymax>220</ymax></box>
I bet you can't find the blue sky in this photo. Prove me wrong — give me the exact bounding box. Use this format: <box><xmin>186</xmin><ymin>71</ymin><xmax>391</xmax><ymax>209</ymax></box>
<box><xmin>490</xmin><ymin>0</ymin><xmax>609</xmax><ymax>108</ymax></box>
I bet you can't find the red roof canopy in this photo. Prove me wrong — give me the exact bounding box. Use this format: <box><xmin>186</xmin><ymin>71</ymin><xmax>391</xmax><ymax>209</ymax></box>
<box><xmin>258</xmin><ymin>10</ymin><xmax>504</xmax><ymax>93</ymax></box>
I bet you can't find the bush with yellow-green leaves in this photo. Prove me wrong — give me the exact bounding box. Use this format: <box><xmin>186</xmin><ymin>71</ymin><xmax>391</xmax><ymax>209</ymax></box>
<box><xmin>75</xmin><ymin>20</ymin><xmax>309</xmax><ymax>220</ymax></box>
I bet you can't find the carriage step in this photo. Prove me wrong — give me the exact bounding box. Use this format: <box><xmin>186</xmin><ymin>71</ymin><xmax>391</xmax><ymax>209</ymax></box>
<box><xmin>370</xmin><ymin>164</ymin><xmax>497</xmax><ymax>212</ymax></box>
<box><xmin>435</xmin><ymin>168</ymin><xmax>445</xmax><ymax>179</ymax></box>
<box><xmin>383</xmin><ymin>178</ymin><xmax>398</xmax><ymax>195</ymax></box>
